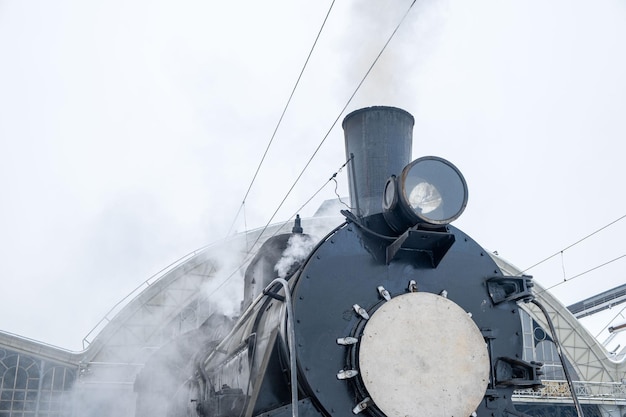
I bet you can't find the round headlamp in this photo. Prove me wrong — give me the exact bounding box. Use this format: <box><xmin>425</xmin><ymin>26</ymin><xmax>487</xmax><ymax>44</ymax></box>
<box><xmin>382</xmin><ymin>156</ymin><xmax>468</xmax><ymax>232</ymax></box>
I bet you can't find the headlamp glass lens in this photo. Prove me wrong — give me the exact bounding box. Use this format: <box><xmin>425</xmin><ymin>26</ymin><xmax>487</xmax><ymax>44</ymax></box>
<box><xmin>408</xmin><ymin>182</ymin><xmax>442</xmax><ymax>214</ymax></box>
<box><xmin>402</xmin><ymin>158</ymin><xmax>467</xmax><ymax>224</ymax></box>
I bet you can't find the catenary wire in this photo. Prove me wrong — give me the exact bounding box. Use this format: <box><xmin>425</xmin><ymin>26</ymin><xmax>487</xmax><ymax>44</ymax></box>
<box><xmin>244</xmin><ymin>0</ymin><xmax>418</xmax><ymax>247</ymax></box>
<box><xmin>522</xmin><ymin>213</ymin><xmax>626</xmax><ymax>348</ymax></box>
<box><xmin>520</xmin><ymin>213</ymin><xmax>626</xmax><ymax>274</ymax></box>
<box><xmin>212</xmin><ymin>0</ymin><xmax>416</xmax><ymax>299</ymax></box>
<box><xmin>225</xmin><ymin>0</ymin><xmax>336</xmax><ymax>237</ymax></box>
<box><xmin>246</xmin><ymin>156</ymin><xmax>352</xmax><ymax>248</ymax></box>
<box><xmin>204</xmin><ymin>159</ymin><xmax>352</xmax><ymax>299</ymax></box>
<box><xmin>534</xmin><ymin>253</ymin><xmax>626</xmax><ymax>295</ymax></box>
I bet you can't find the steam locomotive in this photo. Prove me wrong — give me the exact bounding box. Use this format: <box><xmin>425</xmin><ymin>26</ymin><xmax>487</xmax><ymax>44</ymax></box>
<box><xmin>171</xmin><ymin>107</ymin><xmax>543</xmax><ymax>417</ymax></box>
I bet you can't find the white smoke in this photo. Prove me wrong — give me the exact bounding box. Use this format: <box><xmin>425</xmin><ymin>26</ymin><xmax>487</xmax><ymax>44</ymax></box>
<box><xmin>336</xmin><ymin>0</ymin><xmax>448</xmax><ymax>110</ymax></box>
<box><xmin>274</xmin><ymin>233</ymin><xmax>317</xmax><ymax>279</ymax></box>
<box><xmin>199</xmin><ymin>240</ymin><xmax>248</xmax><ymax>318</ymax></box>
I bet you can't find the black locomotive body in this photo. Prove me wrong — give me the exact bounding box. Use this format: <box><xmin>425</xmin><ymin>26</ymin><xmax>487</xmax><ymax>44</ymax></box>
<box><xmin>177</xmin><ymin>107</ymin><xmax>542</xmax><ymax>417</ymax></box>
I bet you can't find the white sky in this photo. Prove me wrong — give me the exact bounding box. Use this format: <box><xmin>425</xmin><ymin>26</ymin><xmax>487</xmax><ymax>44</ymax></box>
<box><xmin>0</xmin><ymin>0</ymin><xmax>625</xmax><ymax>351</ymax></box>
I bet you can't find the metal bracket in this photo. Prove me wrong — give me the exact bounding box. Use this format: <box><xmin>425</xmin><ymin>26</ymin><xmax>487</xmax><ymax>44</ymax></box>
<box><xmin>262</xmin><ymin>288</ymin><xmax>286</xmax><ymax>302</ymax></box>
<box><xmin>486</xmin><ymin>276</ymin><xmax>534</xmax><ymax>304</ymax></box>
<box><xmin>494</xmin><ymin>357</ymin><xmax>543</xmax><ymax>389</ymax></box>
<box><xmin>385</xmin><ymin>227</ymin><xmax>455</xmax><ymax>266</ymax></box>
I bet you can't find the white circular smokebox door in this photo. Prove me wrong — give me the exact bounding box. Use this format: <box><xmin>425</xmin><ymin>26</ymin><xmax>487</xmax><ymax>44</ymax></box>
<box><xmin>358</xmin><ymin>292</ymin><xmax>489</xmax><ymax>417</ymax></box>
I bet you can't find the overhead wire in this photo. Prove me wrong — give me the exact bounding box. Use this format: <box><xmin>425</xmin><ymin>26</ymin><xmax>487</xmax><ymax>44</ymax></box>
<box><xmin>520</xmin><ymin>213</ymin><xmax>626</xmax><ymax>274</ymax></box>
<box><xmin>525</xmin><ymin>213</ymin><xmax>626</xmax><ymax>302</ymax></box>
<box><xmin>536</xmin><ymin>254</ymin><xmax>626</xmax><ymax>295</ymax></box>
<box><xmin>524</xmin><ymin>215</ymin><xmax>626</xmax><ymax>376</ymax></box>
<box><xmin>204</xmin><ymin>158</ymin><xmax>352</xmax><ymax>299</ymax></box>
<box><xmin>244</xmin><ymin>0</ymin><xmax>418</xmax><ymax>251</ymax></box>
<box><xmin>216</xmin><ymin>1</ymin><xmax>418</xmax><ymax>295</ymax></box>
<box><xmin>225</xmin><ymin>0</ymin><xmax>336</xmax><ymax>238</ymax></box>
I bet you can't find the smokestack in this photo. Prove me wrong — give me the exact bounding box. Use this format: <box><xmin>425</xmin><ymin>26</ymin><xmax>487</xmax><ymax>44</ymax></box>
<box><xmin>342</xmin><ymin>106</ymin><xmax>414</xmax><ymax>218</ymax></box>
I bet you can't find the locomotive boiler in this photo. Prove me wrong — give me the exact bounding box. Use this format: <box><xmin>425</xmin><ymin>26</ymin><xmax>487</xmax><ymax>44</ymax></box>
<box><xmin>175</xmin><ymin>106</ymin><xmax>543</xmax><ymax>417</ymax></box>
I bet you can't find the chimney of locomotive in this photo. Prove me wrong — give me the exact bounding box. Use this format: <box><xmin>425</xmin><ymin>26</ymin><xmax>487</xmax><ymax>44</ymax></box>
<box><xmin>342</xmin><ymin>106</ymin><xmax>414</xmax><ymax>218</ymax></box>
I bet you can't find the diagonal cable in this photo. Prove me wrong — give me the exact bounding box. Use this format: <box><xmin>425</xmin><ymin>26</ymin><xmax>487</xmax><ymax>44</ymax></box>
<box><xmin>205</xmin><ymin>158</ymin><xmax>352</xmax><ymax>298</ymax></box>
<box><xmin>534</xmin><ymin>253</ymin><xmax>626</xmax><ymax>296</ymax></box>
<box><xmin>248</xmin><ymin>0</ymin><xmax>418</xmax><ymax>249</ymax></box>
<box><xmin>225</xmin><ymin>0</ymin><xmax>336</xmax><ymax>237</ymax></box>
<box><xmin>520</xmin><ymin>213</ymin><xmax>626</xmax><ymax>274</ymax></box>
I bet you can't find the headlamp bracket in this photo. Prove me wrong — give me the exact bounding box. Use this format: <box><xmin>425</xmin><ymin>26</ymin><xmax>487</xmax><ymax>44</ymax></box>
<box><xmin>385</xmin><ymin>226</ymin><xmax>455</xmax><ymax>266</ymax></box>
